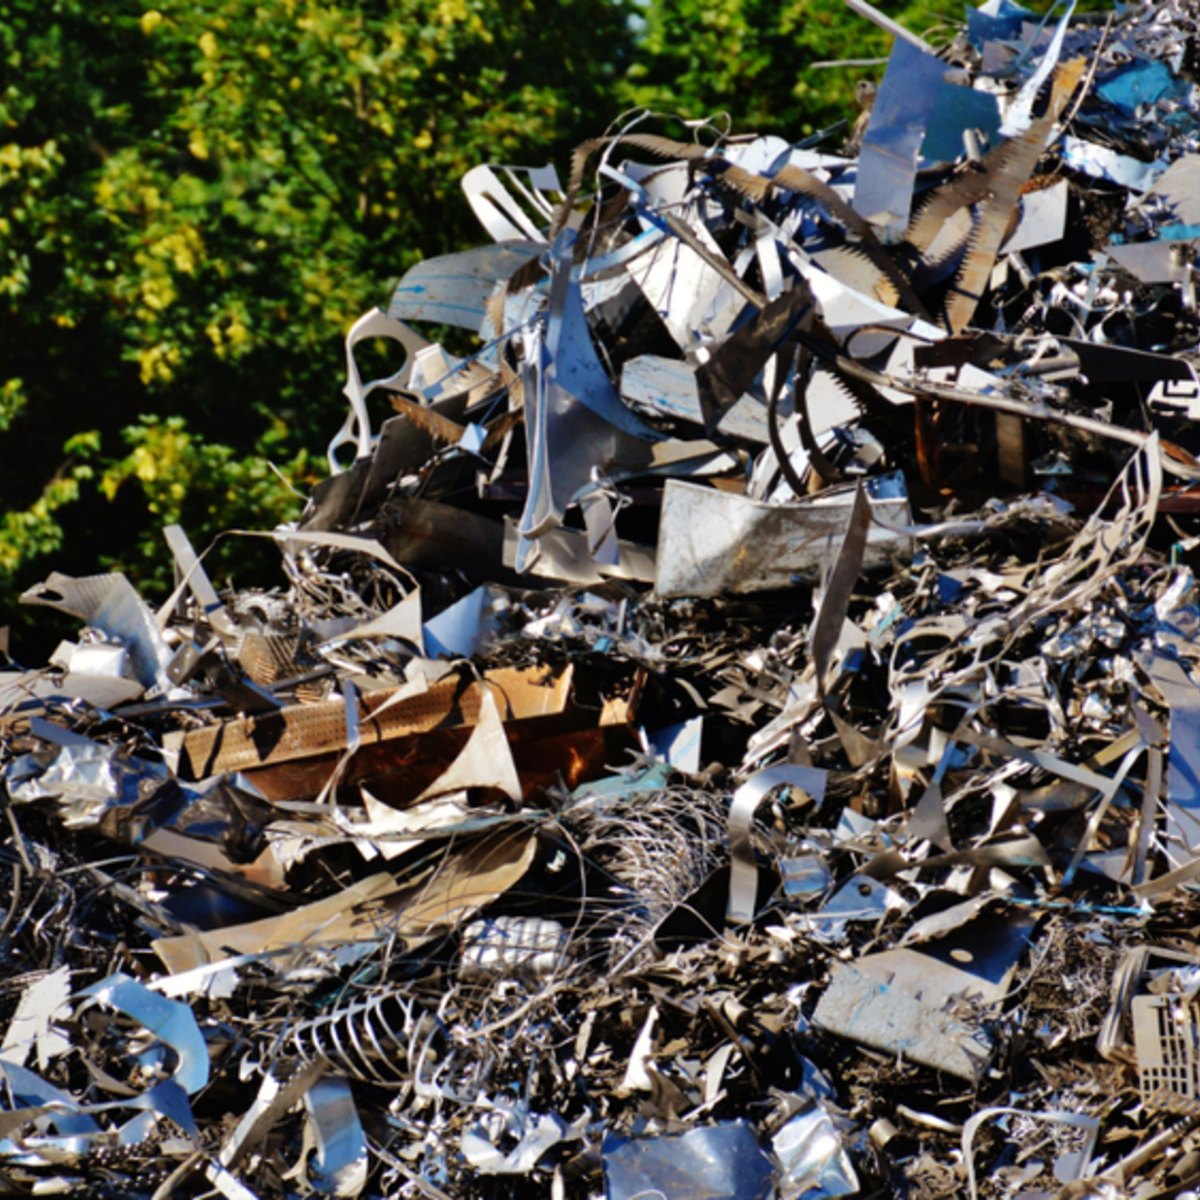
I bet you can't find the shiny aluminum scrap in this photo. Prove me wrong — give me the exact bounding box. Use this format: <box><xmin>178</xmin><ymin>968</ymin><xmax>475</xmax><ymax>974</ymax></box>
<box><xmin>12</xmin><ymin>0</ymin><xmax>1200</xmax><ymax>1198</ymax></box>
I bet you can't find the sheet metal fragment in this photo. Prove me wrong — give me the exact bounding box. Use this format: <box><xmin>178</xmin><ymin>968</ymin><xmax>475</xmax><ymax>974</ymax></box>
<box><xmin>853</xmin><ymin>39</ymin><xmax>953</xmax><ymax>234</ymax></box>
<box><xmin>303</xmin><ymin>1075</ymin><xmax>367</xmax><ymax>1198</ymax></box>
<box><xmin>20</xmin><ymin>572</ymin><xmax>174</xmax><ymax>692</ymax></box>
<box><xmin>602</xmin><ymin>1122</ymin><xmax>774</xmax><ymax>1200</ymax></box>
<box><xmin>773</xmin><ymin>1104</ymin><xmax>859</xmax><ymax>1200</ymax></box>
<box><xmin>812</xmin><ymin>910</ymin><xmax>1036</xmax><ymax>1080</ymax></box>
<box><xmin>655</xmin><ymin>475</ymin><xmax>912</xmax><ymax>597</ymax></box>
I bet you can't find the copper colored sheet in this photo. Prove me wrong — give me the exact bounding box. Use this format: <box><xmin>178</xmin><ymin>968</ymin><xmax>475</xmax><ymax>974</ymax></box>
<box><xmin>175</xmin><ymin>665</ymin><xmax>576</xmax><ymax>782</ymax></box>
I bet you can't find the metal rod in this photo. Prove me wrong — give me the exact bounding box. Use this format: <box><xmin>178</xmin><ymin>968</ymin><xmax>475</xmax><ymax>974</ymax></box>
<box><xmin>842</xmin><ymin>0</ymin><xmax>935</xmax><ymax>54</ymax></box>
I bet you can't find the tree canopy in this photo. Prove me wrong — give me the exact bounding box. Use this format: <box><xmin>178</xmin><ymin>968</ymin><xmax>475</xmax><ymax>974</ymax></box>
<box><xmin>1</xmin><ymin>0</ymin><xmax>961</xmax><ymax>654</ymax></box>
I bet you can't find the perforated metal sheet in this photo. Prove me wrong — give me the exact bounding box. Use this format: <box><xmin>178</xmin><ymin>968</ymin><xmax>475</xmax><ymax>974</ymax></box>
<box><xmin>1134</xmin><ymin>992</ymin><xmax>1200</xmax><ymax>1105</ymax></box>
<box><xmin>236</xmin><ymin>630</ymin><xmax>302</xmax><ymax>687</ymax></box>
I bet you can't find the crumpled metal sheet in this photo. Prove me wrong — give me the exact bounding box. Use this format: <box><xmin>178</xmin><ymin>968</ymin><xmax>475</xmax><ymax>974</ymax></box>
<box><xmin>19</xmin><ymin>571</ymin><xmax>174</xmax><ymax>692</ymax></box>
<box><xmin>461</xmin><ymin>1103</ymin><xmax>567</xmax><ymax>1176</ymax></box>
<box><xmin>773</xmin><ymin>1104</ymin><xmax>859</xmax><ymax>1200</ymax></box>
<box><xmin>7</xmin><ymin>739</ymin><xmax>168</xmax><ymax>828</ymax></box>
<box><xmin>602</xmin><ymin>1122</ymin><xmax>775</xmax><ymax>1200</ymax></box>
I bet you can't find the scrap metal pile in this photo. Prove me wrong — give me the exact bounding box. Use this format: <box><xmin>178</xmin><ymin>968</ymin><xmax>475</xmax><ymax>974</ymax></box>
<box><xmin>12</xmin><ymin>0</ymin><xmax>1200</xmax><ymax>1195</ymax></box>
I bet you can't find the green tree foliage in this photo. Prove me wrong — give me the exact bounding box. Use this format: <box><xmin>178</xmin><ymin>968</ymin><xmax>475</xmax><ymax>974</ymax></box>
<box><xmin>619</xmin><ymin>0</ymin><xmax>966</xmax><ymax>140</ymax></box>
<box><xmin>0</xmin><ymin>0</ymin><xmax>634</xmax><ymax>648</ymax></box>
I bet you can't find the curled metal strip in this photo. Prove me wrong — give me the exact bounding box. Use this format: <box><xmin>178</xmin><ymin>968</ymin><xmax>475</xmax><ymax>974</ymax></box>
<box><xmin>727</xmin><ymin>765</ymin><xmax>829</xmax><ymax>926</ymax></box>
